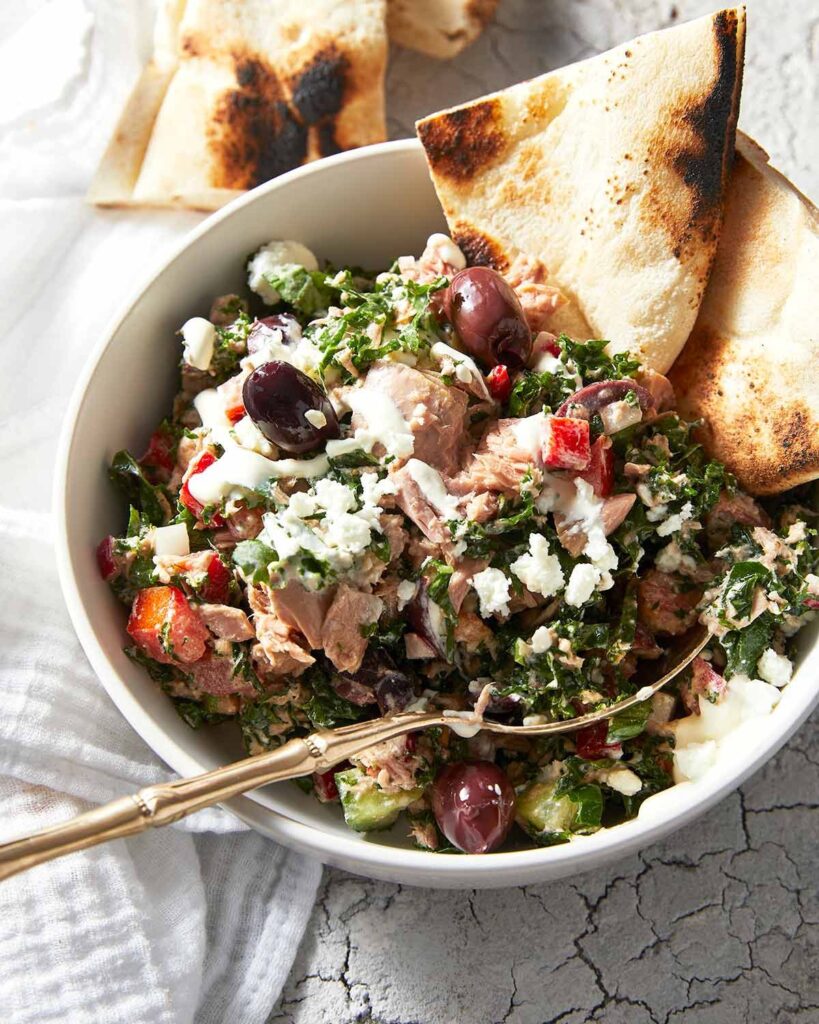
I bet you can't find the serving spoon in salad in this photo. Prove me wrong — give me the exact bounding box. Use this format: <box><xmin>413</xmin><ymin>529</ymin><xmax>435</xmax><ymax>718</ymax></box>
<box><xmin>0</xmin><ymin>624</ymin><xmax>709</xmax><ymax>882</ymax></box>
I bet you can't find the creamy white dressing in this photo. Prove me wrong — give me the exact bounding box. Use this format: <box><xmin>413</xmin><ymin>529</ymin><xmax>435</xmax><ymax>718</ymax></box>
<box><xmin>405</xmin><ymin>459</ymin><xmax>459</xmax><ymax>518</ymax></box>
<box><xmin>425</xmin><ymin>233</ymin><xmax>466</xmax><ymax>270</ymax></box>
<box><xmin>669</xmin><ymin>675</ymin><xmax>782</xmax><ymax>783</ymax></box>
<box><xmin>511</xmin><ymin>412</ymin><xmax>546</xmax><ymax>456</ymax></box>
<box><xmin>181</xmin><ymin>317</ymin><xmax>215</xmax><ymax>371</ymax></box>
<box><xmin>347</xmin><ymin>389</ymin><xmax>414</xmax><ymax>459</ymax></box>
<box><xmin>188</xmin><ymin>448</ymin><xmax>329</xmax><ymax>505</ymax></box>
<box><xmin>430</xmin><ymin>341</ymin><xmax>482</xmax><ymax>386</ymax></box>
<box><xmin>441</xmin><ymin>710</ymin><xmax>483</xmax><ymax>739</ymax></box>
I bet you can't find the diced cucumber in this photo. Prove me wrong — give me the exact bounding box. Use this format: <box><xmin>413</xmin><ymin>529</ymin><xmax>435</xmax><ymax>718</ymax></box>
<box><xmin>515</xmin><ymin>779</ymin><xmax>602</xmax><ymax>845</ymax></box>
<box><xmin>335</xmin><ymin>768</ymin><xmax>423</xmax><ymax>833</ymax></box>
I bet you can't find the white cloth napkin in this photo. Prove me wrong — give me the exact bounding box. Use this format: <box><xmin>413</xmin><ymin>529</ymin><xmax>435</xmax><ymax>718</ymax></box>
<box><xmin>0</xmin><ymin>3</ymin><xmax>322</xmax><ymax>1022</ymax></box>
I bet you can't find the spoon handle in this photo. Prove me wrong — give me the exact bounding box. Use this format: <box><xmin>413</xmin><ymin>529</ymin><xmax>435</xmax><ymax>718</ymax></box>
<box><xmin>0</xmin><ymin>711</ymin><xmax>438</xmax><ymax>883</ymax></box>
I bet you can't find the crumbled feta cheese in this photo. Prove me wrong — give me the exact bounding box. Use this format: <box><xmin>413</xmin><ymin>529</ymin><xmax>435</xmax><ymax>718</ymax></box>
<box><xmin>656</xmin><ymin>501</ymin><xmax>694</xmax><ymax>537</ymax></box>
<box><xmin>304</xmin><ymin>409</ymin><xmax>327</xmax><ymax>428</ymax></box>
<box><xmin>522</xmin><ymin>714</ymin><xmax>550</xmax><ymax>727</ymax></box>
<box><xmin>510</xmin><ymin>534</ymin><xmax>565</xmax><ymax>598</ymax></box>
<box><xmin>786</xmin><ymin>521</ymin><xmax>807</xmax><ymax>543</ymax></box>
<box><xmin>247</xmin><ymin>240</ymin><xmax>319</xmax><ymax>304</ymax></box>
<box><xmin>471</xmin><ymin>567</ymin><xmax>512</xmax><ymax>618</ymax></box>
<box><xmin>430</xmin><ymin>341</ymin><xmax>483</xmax><ymax>389</ymax></box>
<box><xmin>231</xmin><ymin>415</ymin><xmax>277</xmax><ymax>458</ymax></box>
<box><xmin>181</xmin><ymin>317</ymin><xmax>215</xmax><ymax>371</ymax></box>
<box><xmin>530</xmin><ymin>625</ymin><xmax>555</xmax><ymax>654</ymax></box>
<box><xmin>599</xmin><ymin>399</ymin><xmax>642</xmax><ymax>435</ymax></box>
<box><xmin>605</xmin><ymin>767</ymin><xmax>643</xmax><ymax>796</ymax></box>
<box><xmin>397</xmin><ymin>579</ymin><xmax>417</xmax><ymax>609</ymax></box>
<box><xmin>153</xmin><ymin>523</ymin><xmax>189</xmax><ymax>557</ymax></box>
<box><xmin>564</xmin><ymin>563</ymin><xmax>600</xmax><ymax>607</ymax></box>
<box><xmin>655</xmin><ymin>538</ymin><xmax>699</xmax><ymax>575</ymax></box>
<box><xmin>756</xmin><ymin>649</ymin><xmax>793</xmax><ymax>688</ymax></box>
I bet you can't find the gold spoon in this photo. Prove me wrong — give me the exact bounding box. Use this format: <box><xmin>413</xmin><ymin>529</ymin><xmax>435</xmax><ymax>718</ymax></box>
<box><xmin>0</xmin><ymin>625</ymin><xmax>708</xmax><ymax>882</ymax></box>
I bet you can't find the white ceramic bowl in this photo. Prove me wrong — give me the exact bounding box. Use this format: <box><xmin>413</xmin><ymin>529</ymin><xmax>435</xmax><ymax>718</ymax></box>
<box><xmin>56</xmin><ymin>139</ymin><xmax>819</xmax><ymax>888</ymax></box>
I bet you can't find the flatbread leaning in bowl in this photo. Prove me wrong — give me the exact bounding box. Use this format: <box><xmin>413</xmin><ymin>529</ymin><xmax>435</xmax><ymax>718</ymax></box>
<box><xmin>89</xmin><ymin>0</ymin><xmax>388</xmax><ymax>211</ymax></box>
<box><xmin>387</xmin><ymin>0</ymin><xmax>498</xmax><ymax>58</ymax></box>
<box><xmin>669</xmin><ymin>134</ymin><xmax>819</xmax><ymax>496</ymax></box>
<box><xmin>416</xmin><ymin>8</ymin><xmax>746</xmax><ymax>374</ymax></box>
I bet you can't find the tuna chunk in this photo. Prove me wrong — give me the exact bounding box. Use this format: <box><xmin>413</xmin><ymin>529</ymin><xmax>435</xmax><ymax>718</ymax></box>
<box><xmin>197</xmin><ymin>604</ymin><xmax>254</xmax><ymax>641</ymax></box>
<box><xmin>449</xmin><ymin>418</ymin><xmax>539</xmax><ymax>498</ymax></box>
<box><xmin>252</xmin><ymin>635</ymin><xmax>314</xmax><ymax>678</ymax></box>
<box><xmin>188</xmin><ymin>653</ymin><xmax>257</xmax><ymax>697</ymax></box>
<box><xmin>391</xmin><ymin>464</ymin><xmax>453</xmax><ymax>548</ymax></box>
<box><xmin>637</xmin><ymin>569</ymin><xmax>702</xmax><ymax>635</ymax></box>
<box><xmin>251</xmin><ymin>580</ymin><xmax>334</xmax><ymax>650</ymax></box>
<box><xmin>705</xmin><ymin>491</ymin><xmax>770</xmax><ymax>549</ymax></box>
<box><xmin>351</xmin><ymin>361</ymin><xmax>467</xmax><ymax>475</ymax></box>
<box><xmin>321</xmin><ymin>585</ymin><xmax>384</xmax><ymax>673</ymax></box>
<box><xmin>555</xmin><ymin>493</ymin><xmax>636</xmax><ymax>556</ymax></box>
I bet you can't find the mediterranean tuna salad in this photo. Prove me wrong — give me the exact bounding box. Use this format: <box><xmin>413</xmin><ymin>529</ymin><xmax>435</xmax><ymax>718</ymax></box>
<box><xmin>97</xmin><ymin>234</ymin><xmax>819</xmax><ymax>853</ymax></box>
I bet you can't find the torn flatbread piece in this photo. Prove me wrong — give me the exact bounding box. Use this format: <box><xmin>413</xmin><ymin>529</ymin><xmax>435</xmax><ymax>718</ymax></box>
<box><xmin>387</xmin><ymin>0</ymin><xmax>498</xmax><ymax>58</ymax></box>
<box><xmin>416</xmin><ymin>9</ymin><xmax>745</xmax><ymax>373</ymax></box>
<box><xmin>89</xmin><ymin>0</ymin><xmax>387</xmax><ymax>210</ymax></box>
<box><xmin>669</xmin><ymin>135</ymin><xmax>819</xmax><ymax>496</ymax></box>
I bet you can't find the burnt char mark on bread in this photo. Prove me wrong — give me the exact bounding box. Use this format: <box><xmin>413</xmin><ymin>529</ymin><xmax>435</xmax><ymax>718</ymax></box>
<box><xmin>451</xmin><ymin>224</ymin><xmax>509</xmax><ymax>270</ymax></box>
<box><xmin>643</xmin><ymin>10</ymin><xmax>744</xmax><ymax>265</ymax></box>
<box><xmin>417</xmin><ymin>99</ymin><xmax>507</xmax><ymax>183</ymax></box>
<box><xmin>674</xmin><ymin>10</ymin><xmax>744</xmax><ymax>251</ymax></box>
<box><xmin>209</xmin><ymin>55</ymin><xmax>307</xmax><ymax>189</ymax></box>
<box><xmin>208</xmin><ymin>44</ymin><xmax>354</xmax><ymax>189</ymax></box>
<box><xmin>289</xmin><ymin>46</ymin><xmax>349</xmax><ymax>123</ymax></box>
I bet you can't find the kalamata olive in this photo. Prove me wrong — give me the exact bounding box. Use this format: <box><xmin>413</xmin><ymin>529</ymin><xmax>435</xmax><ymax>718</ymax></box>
<box><xmin>406</xmin><ymin>582</ymin><xmax>449</xmax><ymax>660</ymax></box>
<box><xmin>373</xmin><ymin>671</ymin><xmax>416</xmax><ymax>714</ymax></box>
<box><xmin>431</xmin><ymin>761</ymin><xmax>516</xmax><ymax>854</ymax></box>
<box><xmin>555</xmin><ymin>380</ymin><xmax>654</xmax><ymax>418</ymax></box>
<box><xmin>444</xmin><ymin>267</ymin><xmax>532</xmax><ymax>369</ymax></box>
<box><xmin>243</xmin><ymin>360</ymin><xmax>340</xmax><ymax>452</ymax></box>
<box><xmin>247</xmin><ymin>314</ymin><xmax>302</xmax><ymax>355</ymax></box>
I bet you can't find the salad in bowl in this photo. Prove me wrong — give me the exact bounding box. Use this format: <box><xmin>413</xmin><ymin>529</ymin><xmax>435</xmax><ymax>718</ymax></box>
<box><xmin>97</xmin><ymin>233</ymin><xmax>818</xmax><ymax>854</ymax></box>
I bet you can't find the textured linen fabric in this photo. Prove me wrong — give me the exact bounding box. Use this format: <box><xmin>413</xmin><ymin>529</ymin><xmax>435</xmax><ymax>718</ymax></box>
<box><xmin>0</xmin><ymin>3</ymin><xmax>322</xmax><ymax>1021</ymax></box>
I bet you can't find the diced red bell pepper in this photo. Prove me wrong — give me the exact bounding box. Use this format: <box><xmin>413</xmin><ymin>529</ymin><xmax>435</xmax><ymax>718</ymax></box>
<box><xmin>574</xmin><ymin>720</ymin><xmax>623</xmax><ymax>760</ymax></box>
<box><xmin>127</xmin><ymin>585</ymin><xmax>209</xmax><ymax>665</ymax></box>
<box><xmin>313</xmin><ymin>769</ymin><xmax>340</xmax><ymax>803</ymax></box>
<box><xmin>576</xmin><ymin>435</ymin><xmax>614</xmax><ymax>497</ymax></box>
<box><xmin>225</xmin><ymin>402</ymin><xmax>246</xmax><ymax>424</ymax></box>
<box><xmin>96</xmin><ymin>536</ymin><xmax>119</xmax><ymax>582</ymax></box>
<box><xmin>690</xmin><ymin>657</ymin><xmax>727</xmax><ymax>702</ymax></box>
<box><xmin>542</xmin><ymin>416</ymin><xmax>591</xmax><ymax>471</ymax></box>
<box><xmin>179</xmin><ymin>451</ymin><xmax>225</xmax><ymax>526</ymax></box>
<box><xmin>200</xmin><ymin>554</ymin><xmax>233</xmax><ymax>603</ymax></box>
<box><xmin>486</xmin><ymin>364</ymin><xmax>512</xmax><ymax>403</ymax></box>
<box><xmin>805</xmin><ymin>597</ymin><xmax>819</xmax><ymax>610</ymax></box>
<box><xmin>140</xmin><ymin>425</ymin><xmax>176</xmax><ymax>480</ymax></box>
<box><xmin>535</xmin><ymin>332</ymin><xmax>561</xmax><ymax>358</ymax></box>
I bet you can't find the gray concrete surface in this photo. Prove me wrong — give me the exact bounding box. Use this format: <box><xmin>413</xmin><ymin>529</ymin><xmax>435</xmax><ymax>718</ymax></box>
<box><xmin>273</xmin><ymin>2</ymin><xmax>819</xmax><ymax>1021</ymax></box>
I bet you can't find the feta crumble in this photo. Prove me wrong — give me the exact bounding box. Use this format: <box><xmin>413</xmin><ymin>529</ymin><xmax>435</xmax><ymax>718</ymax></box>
<box><xmin>181</xmin><ymin>317</ymin><xmax>215</xmax><ymax>371</ymax></box>
<box><xmin>472</xmin><ymin>567</ymin><xmax>512</xmax><ymax>618</ymax></box>
<box><xmin>247</xmin><ymin>240</ymin><xmax>319</xmax><ymax>305</ymax></box>
<box><xmin>530</xmin><ymin>625</ymin><xmax>555</xmax><ymax>654</ymax></box>
<box><xmin>756</xmin><ymin>649</ymin><xmax>793</xmax><ymax>688</ymax></box>
<box><xmin>564</xmin><ymin>563</ymin><xmax>600</xmax><ymax>608</ymax></box>
<box><xmin>510</xmin><ymin>534</ymin><xmax>565</xmax><ymax>598</ymax></box>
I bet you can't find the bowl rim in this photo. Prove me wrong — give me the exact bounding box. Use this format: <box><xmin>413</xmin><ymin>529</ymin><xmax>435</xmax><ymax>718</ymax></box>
<box><xmin>54</xmin><ymin>137</ymin><xmax>819</xmax><ymax>884</ymax></box>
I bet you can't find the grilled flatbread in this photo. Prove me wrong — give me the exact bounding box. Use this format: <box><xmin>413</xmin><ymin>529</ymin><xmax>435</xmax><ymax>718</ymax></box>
<box><xmin>669</xmin><ymin>135</ymin><xmax>819</xmax><ymax>495</ymax></box>
<box><xmin>89</xmin><ymin>0</ymin><xmax>387</xmax><ymax>210</ymax></box>
<box><xmin>416</xmin><ymin>9</ymin><xmax>745</xmax><ymax>373</ymax></box>
<box><xmin>387</xmin><ymin>0</ymin><xmax>498</xmax><ymax>58</ymax></box>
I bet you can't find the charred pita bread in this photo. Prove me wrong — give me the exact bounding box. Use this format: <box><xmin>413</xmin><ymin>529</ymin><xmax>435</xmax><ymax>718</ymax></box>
<box><xmin>416</xmin><ymin>9</ymin><xmax>745</xmax><ymax>374</ymax></box>
<box><xmin>387</xmin><ymin>0</ymin><xmax>497</xmax><ymax>59</ymax></box>
<box><xmin>669</xmin><ymin>135</ymin><xmax>819</xmax><ymax>495</ymax></box>
<box><xmin>89</xmin><ymin>0</ymin><xmax>387</xmax><ymax>210</ymax></box>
